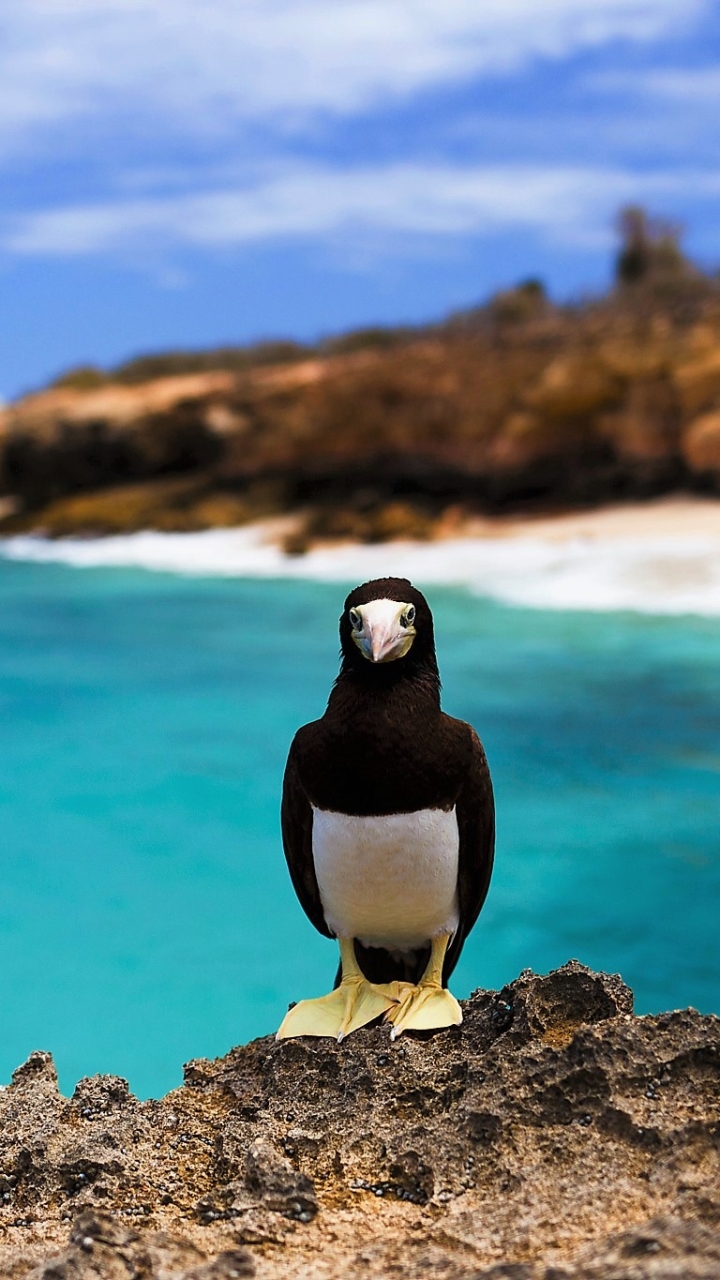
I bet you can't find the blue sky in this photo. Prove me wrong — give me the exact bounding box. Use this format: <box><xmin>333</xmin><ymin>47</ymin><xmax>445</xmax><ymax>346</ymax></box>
<box><xmin>1</xmin><ymin>0</ymin><xmax>719</xmax><ymax>400</ymax></box>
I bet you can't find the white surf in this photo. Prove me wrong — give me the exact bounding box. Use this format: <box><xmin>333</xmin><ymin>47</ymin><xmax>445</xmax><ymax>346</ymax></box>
<box><xmin>3</xmin><ymin>505</ymin><xmax>720</xmax><ymax>616</ymax></box>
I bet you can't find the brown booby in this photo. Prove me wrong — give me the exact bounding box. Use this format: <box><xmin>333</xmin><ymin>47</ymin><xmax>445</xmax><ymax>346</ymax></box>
<box><xmin>277</xmin><ymin>577</ymin><xmax>495</xmax><ymax>1041</ymax></box>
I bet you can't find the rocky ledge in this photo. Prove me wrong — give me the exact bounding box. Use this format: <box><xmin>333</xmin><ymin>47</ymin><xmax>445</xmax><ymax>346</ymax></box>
<box><xmin>1</xmin><ymin>961</ymin><xmax>719</xmax><ymax>1279</ymax></box>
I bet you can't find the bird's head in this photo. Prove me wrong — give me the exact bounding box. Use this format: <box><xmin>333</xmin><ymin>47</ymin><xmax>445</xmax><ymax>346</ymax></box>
<box><xmin>339</xmin><ymin>577</ymin><xmax>437</xmax><ymax>677</ymax></box>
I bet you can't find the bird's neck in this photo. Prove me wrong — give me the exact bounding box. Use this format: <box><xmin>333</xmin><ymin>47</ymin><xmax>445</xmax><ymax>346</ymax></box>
<box><xmin>328</xmin><ymin>661</ymin><xmax>441</xmax><ymax>721</ymax></box>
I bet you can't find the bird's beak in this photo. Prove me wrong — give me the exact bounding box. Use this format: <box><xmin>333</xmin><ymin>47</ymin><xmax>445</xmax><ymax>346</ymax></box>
<box><xmin>350</xmin><ymin>599</ymin><xmax>416</xmax><ymax>663</ymax></box>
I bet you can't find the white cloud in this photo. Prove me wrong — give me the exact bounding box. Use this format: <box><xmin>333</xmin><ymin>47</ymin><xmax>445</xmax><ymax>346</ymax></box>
<box><xmin>0</xmin><ymin>0</ymin><xmax>705</xmax><ymax>152</ymax></box>
<box><xmin>597</xmin><ymin>65</ymin><xmax>720</xmax><ymax>101</ymax></box>
<box><xmin>5</xmin><ymin>160</ymin><xmax>718</xmax><ymax>258</ymax></box>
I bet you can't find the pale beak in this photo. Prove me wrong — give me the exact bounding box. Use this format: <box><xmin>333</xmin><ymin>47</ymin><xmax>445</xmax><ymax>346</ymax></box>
<box><xmin>351</xmin><ymin>599</ymin><xmax>416</xmax><ymax>663</ymax></box>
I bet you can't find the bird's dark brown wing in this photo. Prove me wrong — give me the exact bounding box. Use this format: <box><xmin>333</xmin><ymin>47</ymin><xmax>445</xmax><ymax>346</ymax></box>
<box><xmin>281</xmin><ymin>733</ymin><xmax>332</xmax><ymax>938</ymax></box>
<box><xmin>443</xmin><ymin>724</ymin><xmax>495</xmax><ymax>984</ymax></box>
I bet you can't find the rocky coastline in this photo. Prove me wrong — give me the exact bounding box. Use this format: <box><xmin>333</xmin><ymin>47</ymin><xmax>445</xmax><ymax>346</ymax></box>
<box><xmin>1</xmin><ymin>961</ymin><xmax>719</xmax><ymax>1279</ymax></box>
<box><xmin>3</xmin><ymin>290</ymin><xmax>720</xmax><ymax>549</ymax></box>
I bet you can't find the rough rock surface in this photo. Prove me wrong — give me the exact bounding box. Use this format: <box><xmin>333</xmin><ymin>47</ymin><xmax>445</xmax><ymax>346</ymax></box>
<box><xmin>1</xmin><ymin>962</ymin><xmax>719</xmax><ymax>1278</ymax></box>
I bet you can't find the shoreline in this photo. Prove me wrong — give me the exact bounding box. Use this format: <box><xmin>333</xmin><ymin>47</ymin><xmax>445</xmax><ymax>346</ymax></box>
<box><xmin>3</xmin><ymin>495</ymin><xmax>720</xmax><ymax>616</ymax></box>
<box><xmin>454</xmin><ymin>493</ymin><xmax>720</xmax><ymax>541</ymax></box>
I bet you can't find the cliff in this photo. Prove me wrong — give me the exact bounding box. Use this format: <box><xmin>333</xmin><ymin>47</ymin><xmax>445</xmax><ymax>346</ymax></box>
<box><xmin>1</xmin><ymin>962</ymin><xmax>719</xmax><ymax>1278</ymax></box>
<box><xmin>3</xmin><ymin>291</ymin><xmax>720</xmax><ymax>545</ymax></box>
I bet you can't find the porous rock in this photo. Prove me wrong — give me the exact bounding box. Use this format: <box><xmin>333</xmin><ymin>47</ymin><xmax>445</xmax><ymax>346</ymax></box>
<box><xmin>0</xmin><ymin>962</ymin><xmax>718</xmax><ymax>1279</ymax></box>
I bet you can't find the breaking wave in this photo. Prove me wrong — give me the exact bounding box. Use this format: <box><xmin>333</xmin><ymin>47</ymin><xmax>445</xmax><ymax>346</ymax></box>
<box><xmin>3</xmin><ymin>523</ymin><xmax>720</xmax><ymax>616</ymax></box>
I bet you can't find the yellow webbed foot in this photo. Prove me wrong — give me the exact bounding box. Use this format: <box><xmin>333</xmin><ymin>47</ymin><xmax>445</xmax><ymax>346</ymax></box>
<box><xmin>276</xmin><ymin>976</ymin><xmax>400</xmax><ymax>1042</ymax></box>
<box><xmin>384</xmin><ymin>982</ymin><xmax>462</xmax><ymax>1039</ymax></box>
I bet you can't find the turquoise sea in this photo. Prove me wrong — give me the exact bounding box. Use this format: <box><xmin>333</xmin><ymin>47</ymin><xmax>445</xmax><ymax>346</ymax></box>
<box><xmin>1</xmin><ymin>556</ymin><xmax>719</xmax><ymax>1098</ymax></box>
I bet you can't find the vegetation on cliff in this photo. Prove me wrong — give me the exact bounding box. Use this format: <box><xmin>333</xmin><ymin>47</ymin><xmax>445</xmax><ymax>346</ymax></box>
<box><xmin>2</xmin><ymin>210</ymin><xmax>720</xmax><ymax>544</ymax></box>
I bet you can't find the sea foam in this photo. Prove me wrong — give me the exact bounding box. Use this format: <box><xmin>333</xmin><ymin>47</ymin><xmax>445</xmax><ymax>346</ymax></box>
<box><xmin>2</xmin><ymin>524</ymin><xmax>720</xmax><ymax>616</ymax></box>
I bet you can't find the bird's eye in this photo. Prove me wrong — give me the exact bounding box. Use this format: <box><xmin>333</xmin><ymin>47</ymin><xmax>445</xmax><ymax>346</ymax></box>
<box><xmin>400</xmin><ymin>605</ymin><xmax>416</xmax><ymax>628</ymax></box>
<box><xmin>349</xmin><ymin>608</ymin><xmax>362</xmax><ymax>630</ymax></box>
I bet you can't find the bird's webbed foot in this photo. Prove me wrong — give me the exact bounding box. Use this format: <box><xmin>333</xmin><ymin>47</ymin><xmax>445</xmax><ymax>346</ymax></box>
<box><xmin>277</xmin><ymin>976</ymin><xmax>400</xmax><ymax>1041</ymax></box>
<box><xmin>384</xmin><ymin>982</ymin><xmax>462</xmax><ymax>1038</ymax></box>
<box><xmin>276</xmin><ymin>937</ymin><xmax>405</xmax><ymax>1041</ymax></box>
<box><xmin>383</xmin><ymin>932</ymin><xmax>462</xmax><ymax>1038</ymax></box>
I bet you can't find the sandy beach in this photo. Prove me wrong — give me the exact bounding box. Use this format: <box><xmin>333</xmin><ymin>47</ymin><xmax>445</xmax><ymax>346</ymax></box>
<box><xmin>3</xmin><ymin>494</ymin><xmax>720</xmax><ymax>616</ymax></box>
<box><xmin>454</xmin><ymin>494</ymin><xmax>720</xmax><ymax>542</ymax></box>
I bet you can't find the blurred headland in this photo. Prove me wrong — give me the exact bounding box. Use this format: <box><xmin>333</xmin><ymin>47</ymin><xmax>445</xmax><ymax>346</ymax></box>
<box><xmin>3</xmin><ymin>208</ymin><xmax>720</xmax><ymax>550</ymax></box>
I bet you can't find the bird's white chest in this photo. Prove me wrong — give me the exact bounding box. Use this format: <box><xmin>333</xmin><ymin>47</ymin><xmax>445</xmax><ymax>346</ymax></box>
<box><xmin>311</xmin><ymin>806</ymin><xmax>460</xmax><ymax>950</ymax></box>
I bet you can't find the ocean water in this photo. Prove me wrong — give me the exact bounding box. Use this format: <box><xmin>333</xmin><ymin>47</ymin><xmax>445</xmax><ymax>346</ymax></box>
<box><xmin>0</xmin><ymin>548</ymin><xmax>719</xmax><ymax>1099</ymax></box>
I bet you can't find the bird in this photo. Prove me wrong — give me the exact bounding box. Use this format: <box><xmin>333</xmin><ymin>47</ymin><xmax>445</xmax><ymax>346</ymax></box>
<box><xmin>276</xmin><ymin>576</ymin><xmax>495</xmax><ymax>1042</ymax></box>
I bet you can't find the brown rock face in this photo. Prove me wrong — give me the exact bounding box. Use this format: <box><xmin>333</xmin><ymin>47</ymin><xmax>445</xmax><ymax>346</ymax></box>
<box><xmin>1</xmin><ymin>962</ymin><xmax>719</xmax><ymax>1278</ymax></box>
<box><xmin>683</xmin><ymin>411</ymin><xmax>720</xmax><ymax>474</ymax></box>
<box><xmin>0</xmin><ymin>373</ymin><xmax>233</xmax><ymax>512</ymax></box>
<box><xmin>3</xmin><ymin>297</ymin><xmax>720</xmax><ymax>540</ymax></box>
<box><xmin>673</xmin><ymin>348</ymin><xmax>720</xmax><ymax>419</ymax></box>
